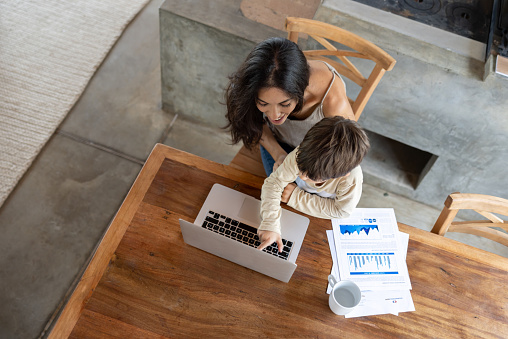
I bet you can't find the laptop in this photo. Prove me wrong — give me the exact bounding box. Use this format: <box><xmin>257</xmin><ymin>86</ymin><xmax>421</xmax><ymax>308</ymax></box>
<box><xmin>179</xmin><ymin>183</ymin><xmax>309</xmax><ymax>282</ymax></box>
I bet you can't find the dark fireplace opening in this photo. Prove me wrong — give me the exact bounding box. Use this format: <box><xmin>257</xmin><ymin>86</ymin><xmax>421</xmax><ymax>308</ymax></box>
<box><xmin>362</xmin><ymin>130</ymin><xmax>437</xmax><ymax>190</ymax></box>
<box><xmin>351</xmin><ymin>0</ymin><xmax>493</xmax><ymax>43</ymax></box>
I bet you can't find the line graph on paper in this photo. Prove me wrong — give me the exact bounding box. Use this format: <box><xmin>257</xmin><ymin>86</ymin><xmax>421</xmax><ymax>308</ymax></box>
<box><xmin>347</xmin><ymin>253</ymin><xmax>399</xmax><ymax>275</ymax></box>
<box><xmin>339</xmin><ymin>223</ymin><xmax>381</xmax><ymax>240</ymax></box>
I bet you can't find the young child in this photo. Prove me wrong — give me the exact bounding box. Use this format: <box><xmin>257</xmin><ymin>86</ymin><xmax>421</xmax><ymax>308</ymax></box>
<box><xmin>257</xmin><ymin>116</ymin><xmax>370</xmax><ymax>251</ymax></box>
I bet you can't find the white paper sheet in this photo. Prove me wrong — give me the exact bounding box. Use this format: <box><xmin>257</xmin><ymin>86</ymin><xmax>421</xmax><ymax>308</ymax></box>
<box><xmin>332</xmin><ymin>208</ymin><xmax>412</xmax><ymax>291</ymax></box>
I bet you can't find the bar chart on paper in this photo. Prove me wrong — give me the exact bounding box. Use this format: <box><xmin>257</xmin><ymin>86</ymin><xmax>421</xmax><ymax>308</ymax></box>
<box><xmin>347</xmin><ymin>252</ymin><xmax>398</xmax><ymax>275</ymax></box>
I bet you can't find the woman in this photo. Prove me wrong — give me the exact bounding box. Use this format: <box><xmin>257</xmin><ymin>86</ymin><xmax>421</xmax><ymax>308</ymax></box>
<box><xmin>225</xmin><ymin>37</ymin><xmax>354</xmax><ymax>176</ymax></box>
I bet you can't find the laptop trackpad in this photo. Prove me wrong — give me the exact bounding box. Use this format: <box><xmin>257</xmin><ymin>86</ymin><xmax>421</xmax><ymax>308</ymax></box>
<box><xmin>237</xmin><ymin>197</ymin><xmax>261</xmax><ymax>226</ymax></box>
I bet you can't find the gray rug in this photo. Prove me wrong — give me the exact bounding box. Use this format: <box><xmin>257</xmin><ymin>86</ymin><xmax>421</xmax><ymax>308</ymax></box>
<box><xmin>0</xmin><ymin>0</ymin><xmax>150</xmax><ymax>208</ymax></box>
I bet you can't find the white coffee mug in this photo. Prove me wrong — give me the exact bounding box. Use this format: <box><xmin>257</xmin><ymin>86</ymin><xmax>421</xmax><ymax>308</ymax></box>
<box><xmin>328</xmin><ymin>275</ymin><xmax>361</xmax><ymax>315</ymax></box>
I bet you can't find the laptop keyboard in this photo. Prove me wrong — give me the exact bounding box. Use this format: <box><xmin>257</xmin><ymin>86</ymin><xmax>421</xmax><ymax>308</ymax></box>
<box><xmin>202</xmin><ymin>210</ymin><xmax>293</xmax><ymax>260</ymax></box>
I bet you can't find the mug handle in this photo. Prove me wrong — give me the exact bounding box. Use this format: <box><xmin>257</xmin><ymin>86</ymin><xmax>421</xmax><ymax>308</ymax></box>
<box><xmin>328</xmin><ymin>274</ymin><xmax>338</xmax><ymax>288</ymax></box>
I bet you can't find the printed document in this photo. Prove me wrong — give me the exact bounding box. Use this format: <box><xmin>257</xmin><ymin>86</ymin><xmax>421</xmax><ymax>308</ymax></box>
<box><xmin>332</xmin><ymin>208</ymin><xmax>412</xmax><ymax>290</ymax></box>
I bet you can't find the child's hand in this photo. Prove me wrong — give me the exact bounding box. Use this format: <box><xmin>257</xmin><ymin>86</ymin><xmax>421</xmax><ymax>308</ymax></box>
<box><xmin>257</xmin><ymin>230</ymin><xmax>284</xmax><ymax>253</ymax></box>
<box><xmin>281</xmin><ymin>183</ymin><xmax>297</xmax><ymax>203</ymax></box>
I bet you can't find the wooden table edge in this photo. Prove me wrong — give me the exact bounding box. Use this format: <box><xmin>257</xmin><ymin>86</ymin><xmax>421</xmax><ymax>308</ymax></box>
<box><xmin>47</xmin><ymin>145</ymin><xmax>167</xmax><ymax>339</ymax></box>
<box><xmin>47</xmin><ymin>144</ymin><xmax>508</xmax><ymax>338</ymax></box>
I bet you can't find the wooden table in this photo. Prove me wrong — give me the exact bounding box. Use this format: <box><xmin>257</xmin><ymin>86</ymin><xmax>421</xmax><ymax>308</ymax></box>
<box><xmin>49</xmin><ymin>144</ymin><xmax>508</xmax><ymax>338</ymax></box>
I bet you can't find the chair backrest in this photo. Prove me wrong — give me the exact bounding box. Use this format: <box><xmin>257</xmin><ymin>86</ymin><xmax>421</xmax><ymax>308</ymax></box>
<box><xmin>431</xmin><ymin>193</ymin><xmax>508</xmax><ymax>247</ymax></box>
<box><xmin>285</xmin><ymin>17</ymin><xmax>396</xmax><ymax>121</ymax></box>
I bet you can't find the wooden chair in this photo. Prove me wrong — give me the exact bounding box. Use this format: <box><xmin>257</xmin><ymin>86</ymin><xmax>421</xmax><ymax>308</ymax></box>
<box><xmin>229</xmin><ymin>145</ymin><xmax>267</xmax><ymax>178</ymax></box>
<box><xmin>431</xmin><ymin>193</ymin><xmax>508</xmax><ymax>247</ymax></box>
<box><xmin>230</xmin><ymin>17</ymin><xmax>396</xmax><ymax>176</ymax></box>
<box><xmin>285</xmin><ymin>16</ymin><xmax>396</xmax><ymax>121</ymax></box>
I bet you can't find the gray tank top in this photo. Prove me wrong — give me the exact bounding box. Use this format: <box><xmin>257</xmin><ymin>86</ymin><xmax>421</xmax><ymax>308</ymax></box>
<box><xmin>267</xmin><ymin>61</ymin><xmax>346</xmax><ymax>147</ymax></box>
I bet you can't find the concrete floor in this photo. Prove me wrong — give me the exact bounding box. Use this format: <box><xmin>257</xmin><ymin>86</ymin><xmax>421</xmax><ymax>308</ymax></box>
<box><xmin>0</xmin><ymin>0</ymin><xmax>506</xmax><ymax>338</ymax></box>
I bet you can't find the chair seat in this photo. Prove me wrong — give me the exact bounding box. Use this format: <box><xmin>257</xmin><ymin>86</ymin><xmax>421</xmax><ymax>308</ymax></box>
<box><xmin>229</xmin><ymin>145</ymin><xmax>267</xmax><ymax>178</ymax></box>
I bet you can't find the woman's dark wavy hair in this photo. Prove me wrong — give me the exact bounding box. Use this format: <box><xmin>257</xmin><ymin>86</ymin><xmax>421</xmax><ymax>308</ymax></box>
<box><xmin>224</xmin><ymin>37</ymin><xmax>310</xmax><ymax>149</ymax></box>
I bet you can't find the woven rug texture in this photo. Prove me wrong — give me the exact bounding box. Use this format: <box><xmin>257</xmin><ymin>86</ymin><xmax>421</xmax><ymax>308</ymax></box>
<box><xmin>0</xmin><ymin>0</ymin><xmax>150</xmax><ymax>208</ymax></box>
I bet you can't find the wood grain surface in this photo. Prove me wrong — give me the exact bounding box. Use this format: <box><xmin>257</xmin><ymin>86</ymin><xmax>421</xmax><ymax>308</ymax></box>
<box><xmin>51</xmin><ymin>145</ymin><xmax>508</xmax><ymax>338</ymax></box>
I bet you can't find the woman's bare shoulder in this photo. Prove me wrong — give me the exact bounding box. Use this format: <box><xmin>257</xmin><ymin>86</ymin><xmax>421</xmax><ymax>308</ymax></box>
<box><xmin>308</xmin><ymin>60</ymin><xmax>333</xmax><ymax>88</ymax></box>
<box><xmin>323</xmin><ymin>89</ymin><xmax>354</xmax><ymax>119</ymax></box>
<box><xmin>308</xmin><ymin>61</ymin><xmax>353</xmax><ymax>119</ymax></box>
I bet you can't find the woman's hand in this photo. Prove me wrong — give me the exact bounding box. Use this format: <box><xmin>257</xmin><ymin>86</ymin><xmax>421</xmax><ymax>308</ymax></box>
<box><xmin>273</xmin><ymin>153</ymin><xmax>287</xmax><ymax>172</ymax></box>
<box><xmin>281</xmin><ymin>183</ymin><xmax>297</xmax><ymax>203</ymax></box>
<box><xmin>257</xmin><ymin>230</ymin><xmax>283</xmax><ymax>253</ymax></box>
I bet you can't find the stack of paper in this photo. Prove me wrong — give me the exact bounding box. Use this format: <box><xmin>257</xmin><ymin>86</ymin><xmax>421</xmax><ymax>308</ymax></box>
<box><xmin>327</xmin><ymin>208</ymin><xmax>415</xmax><ymax>317</ymax></box>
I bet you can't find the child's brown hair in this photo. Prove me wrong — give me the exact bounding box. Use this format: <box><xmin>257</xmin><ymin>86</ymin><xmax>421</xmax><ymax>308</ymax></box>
<box><xmin>296</xmin><ymin>116</ymin><xmax>370</xmax><ymax>180</ymax></box>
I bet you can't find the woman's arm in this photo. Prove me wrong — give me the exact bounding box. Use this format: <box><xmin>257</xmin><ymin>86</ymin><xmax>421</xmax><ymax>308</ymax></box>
<box><xmin>259</xmin><ymin>124</ymin><xmax>288</xmax><ymax>171</ymax></box>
